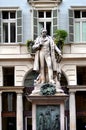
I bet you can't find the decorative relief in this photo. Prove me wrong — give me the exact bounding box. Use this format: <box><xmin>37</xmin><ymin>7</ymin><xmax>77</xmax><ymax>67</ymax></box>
<box><xmin>36</xmin><ymin>105</ymin><xmax>60</xmax><ymax>130</ymax></box>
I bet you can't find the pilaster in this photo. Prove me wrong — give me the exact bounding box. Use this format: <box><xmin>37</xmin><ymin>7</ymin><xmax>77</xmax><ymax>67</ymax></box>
<box><xmin>0</xmin><ymin>92</ymin><xmax>2</xmax><ymax>130</ymax></box>
<box><xmin>16</xmin><ymin>91</ymin><xmax>23</xmax><ymax>130</ymax></box>
<box><xmin>69</xmin><ymin>92</ymin><xmax>76</xmax><ymax>130</ymax></box>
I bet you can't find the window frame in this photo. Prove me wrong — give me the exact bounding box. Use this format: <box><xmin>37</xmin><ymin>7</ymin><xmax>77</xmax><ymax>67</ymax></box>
<box><xmin>2</xmin><ymin>92</ymin><xmax>16</xmax><ymax>112</ymax></box>
<box><xmin>25</xmin><ymin>116</ymin><xmax>32</xmax><ymax>130</ymax></box>
<box><xmin>33</xmin><ymin>8</ymin><xmax>58</xmax><ymax>39</ymax></box>
<box><xmin>0</xmin><ymin>8</ymin><xmax>22</xmax><ymax>44</ymax></box>
<box><xmin>38</xmin><ymin>10</ymin><xmax>52</xmax><ymax>36</ymax></box>
<box><xmin>2</xmin><ymin>11</ymin><xmax>16</xmax><ymax>43</ymax></box>
<box><xmin>74</xmin><ymin>10</ymin><xmax>86</xmax><ymax>43</ymax></box>
<box><xmin>3</xmin><ymin>67</ymin><xmax>14</xmax><ymax>86</ymax></box>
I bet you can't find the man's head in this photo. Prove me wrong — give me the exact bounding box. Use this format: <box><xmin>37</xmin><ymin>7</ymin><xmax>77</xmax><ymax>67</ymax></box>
<box><xmin>41</xmin><ymin>28</ymin><xmax>47</xmax><ymax>37</ymax></box>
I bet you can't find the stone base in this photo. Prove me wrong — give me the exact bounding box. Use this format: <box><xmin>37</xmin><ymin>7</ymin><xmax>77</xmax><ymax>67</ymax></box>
<box><xmin>27</xmin><ymin>94</ymin><xmax>68</xmax><ymax>130</ymax></box>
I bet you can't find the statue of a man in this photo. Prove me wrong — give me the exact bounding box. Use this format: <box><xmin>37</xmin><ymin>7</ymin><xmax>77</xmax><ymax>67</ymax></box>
<box><xmin>32</xmin><ymin>29</ymin><xmax>62</xmax><ymax>84</ymax></box>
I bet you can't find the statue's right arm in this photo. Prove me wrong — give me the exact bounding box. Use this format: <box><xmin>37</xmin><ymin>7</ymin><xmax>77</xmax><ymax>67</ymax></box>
<box><xmin>32</xmin><ymin>37</ymin><xmax>40</xmax><ymax>50</ymax></box>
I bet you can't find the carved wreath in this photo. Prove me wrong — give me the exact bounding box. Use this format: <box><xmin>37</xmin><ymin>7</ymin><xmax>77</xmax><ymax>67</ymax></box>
<box><xmin>40</xmin><ymin>83</ymin><xmax>56</xmax><ymax>95</ymax></box>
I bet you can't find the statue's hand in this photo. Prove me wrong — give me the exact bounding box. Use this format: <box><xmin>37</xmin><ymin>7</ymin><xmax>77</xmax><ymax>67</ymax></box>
<box><xmin>40</xmin><ymin>42</ymin><xmax>43</xmax><ymax>46</ymax></box>
<box><xmin>59</xmin><ymin>53</ymin><xmax>62</xmax><ymax>58</ymax></box>
<box><xmin>59</xmin><ymin>53</ymin><xmax>63</xmax><ymax>60</ymax></box>
<box><xmin>56</xmin><ymin>53</ymin><xmax>62</xmax><ymax>63</ymax></box>
<box><xmin>32</xmin><ymin>43</ymin><xmax>41</xmax><ymax>51</ymax></box>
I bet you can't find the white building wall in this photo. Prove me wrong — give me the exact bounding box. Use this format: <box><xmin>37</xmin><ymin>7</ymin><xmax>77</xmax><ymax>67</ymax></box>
<box><xmin>0</xmin><ymin>57</ymin><xmax>33</xmax><ymax>86</ymax></box>
<box><xmin>15</xmin><ymin>64</ymin><xmax>33</xmax><ymax>86</ymax></box>
<box><xmin>61</xmin><ymin>64</ymin><xmax>76</xmax><ymax>85</ymax></box>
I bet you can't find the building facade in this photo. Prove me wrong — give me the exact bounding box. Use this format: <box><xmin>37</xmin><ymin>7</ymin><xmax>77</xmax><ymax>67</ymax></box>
<box><xmin>0</xmin><ymin>0</ymin><xmax>86</xmax><ymax>130</ymax></box>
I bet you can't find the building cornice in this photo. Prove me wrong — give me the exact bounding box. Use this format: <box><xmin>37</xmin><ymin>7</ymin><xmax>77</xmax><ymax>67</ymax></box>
<box><xmin>71</xmin><ymin>6</ymin><xmax>86</xmax><ymax>10</ymax></box>
<box><xmin>63</xmin><ymin>54</ymin><xmax>86</xmax><ymax>59</ymax></box>
<box><xmin>0</xmin><ymin>54</ymin><xmax>33</xmax><ymax>60</ymax></box>
<box><xmin>68</xmin><ymin>85</ymin><xmax>86</xmax><ymax>93</ymax></box>
<box><xmin>0</xmin><ymin>7</ymin><xmax>19</xmax><ymax>11</ymax></box>
<box><xmin>63</xmin><ymin>43</ymin><xmax>86</xmax><ymax>59</ymax></box>
<box><xmin>28</xmin><ymin>0</ymin><xmax>62</xmax><ymax>8</ymax></box>
<box><xmin>0</xmin><ymin>86</ymin><xmax>24</xmax><ymax>93</ymax></box>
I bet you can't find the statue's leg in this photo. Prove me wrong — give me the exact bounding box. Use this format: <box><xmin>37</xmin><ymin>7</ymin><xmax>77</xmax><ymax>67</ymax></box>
<box><xmin>40</xmin><ymin>52</ymin><xmax>45</xmax><ymax>83</ymax></box>
<box><xmin>45</xmin><ymin>55</ymin><xmax>55</xmax><ymax>84</ymax></box>
<box><xmin>34</xmin><ymin>74</ymin><xmax>41</xmax><ymax>84</ymax></box>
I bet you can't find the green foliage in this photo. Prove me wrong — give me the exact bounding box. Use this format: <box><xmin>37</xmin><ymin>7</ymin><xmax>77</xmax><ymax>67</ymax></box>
<box><xmin>26</xmin><ymin>40</ymin><xmax>34</xmax><ymax>48</ymax></box>
<box><xmin>40</xmin><ymin>83</ymin><xmax>56</xmax><ymax>95</ymax></box>
<box><xmin>26</xmin><ymin>40</ymin><xmax>34</xmax><ymax>53</ymax></box>
<box><xmin>54</xmin><ymin>29</ymin><xmax>68</xmax><ymax>50</ymax></box>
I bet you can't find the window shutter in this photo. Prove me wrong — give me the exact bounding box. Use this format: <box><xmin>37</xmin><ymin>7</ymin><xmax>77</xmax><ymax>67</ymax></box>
<box><xmin>52</xmin><ymin>9</ymin><xmax>58</xmax><ymax>36</ymax></box>
<box><xmin>17</xmin><ymin>10</ymin><xmax>22</xmax><ymax>43</ymax></box>
<box><xmin>33</xmin><ymin>9</ymin><xmax>38</xmax><ymax>40</ymax></box>
<box><xmin>69</xmin><ymin>9</ymin><xmax>74</xmax><ymax>42</ymax></box>
<box><xmin>0</xmin><ymin>11</ymin><xmax>2</xmax><ymax>43</ymax></box>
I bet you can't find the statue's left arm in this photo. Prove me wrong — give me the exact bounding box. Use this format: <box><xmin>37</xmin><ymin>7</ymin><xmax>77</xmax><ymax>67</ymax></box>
<box><xmin>49</xmin><ymin>37</ymin><xmax>62</xmax><ymax>63</ymax></box>
<box><xmin>49</xmin><ymin>36</ymin><xmax>62</xmax><ymax>56</ymax></box>
<box><xmin>54</xmin><ymin>44</ymin><xmax>61</xmax><ymax>56</ymax></box>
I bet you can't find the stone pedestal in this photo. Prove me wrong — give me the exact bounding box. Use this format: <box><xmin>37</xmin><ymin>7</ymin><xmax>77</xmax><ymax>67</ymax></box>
<box><xmin>28</xmin><ymin>93</ymin><xmax>68</xmax><ymax>130</ymax></box>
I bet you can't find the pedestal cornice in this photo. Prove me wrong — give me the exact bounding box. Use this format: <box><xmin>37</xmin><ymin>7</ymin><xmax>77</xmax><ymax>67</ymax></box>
<box><xmin>27</xmin><ymin>93</ymin><xmax>68</xmax><ymax>104</ymax></box>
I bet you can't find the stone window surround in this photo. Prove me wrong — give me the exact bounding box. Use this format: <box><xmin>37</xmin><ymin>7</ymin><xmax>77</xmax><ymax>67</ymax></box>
<box><xmin>0</xmin><ymin>7</ymin><xmax>23</xmax><ymax>44</ymax></box>
<box><xmin>69</xmin><ymin>6</ymin><xmax>86</xmax><ymax>43</ymax></box>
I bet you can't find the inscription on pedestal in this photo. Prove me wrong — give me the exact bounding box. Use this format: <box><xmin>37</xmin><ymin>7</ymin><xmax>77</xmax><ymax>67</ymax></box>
<box><xmin>36</xmin><ymin>105</ymin><xmax>60</xmax><ymax>130</ymax></box>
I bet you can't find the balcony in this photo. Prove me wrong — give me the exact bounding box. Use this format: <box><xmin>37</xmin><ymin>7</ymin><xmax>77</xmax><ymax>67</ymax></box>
<box><xmin>28</xmin><ymin>0</ymin><xmax>62</xmax><ymax>7</ymax></box>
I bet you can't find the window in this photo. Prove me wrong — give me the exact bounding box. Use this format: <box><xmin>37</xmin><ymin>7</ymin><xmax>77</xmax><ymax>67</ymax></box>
<box><xmin>0</xmin><ymin>9</ymin><xmax>22</xmax><ymax>43</ymax></box>
<box><xmin>2</xmin><ymin>92</ymin><xmax>16</xmax><ymax>112</ymax></box>
<box><xmin>3</xmin><ymin>67</ymin><xmax>14</xmax><ymax>86</ymax></box>
<box><xmin>77</xmin><ymin>66</ymin><xmax>86</xmax><ymax>85</ymax></box>
<box><xmin>38</xmin><ymin>11</ymin><xmax>51</xmax><ymax>18</ymax></box>
<box><xmin>24</xmin><ymin>70</ymin><xmax>39</xmax><ymax>87</ymax></box>
<box><xmin>33</xmin><ymin>9</ymin><xmax>58</xmax><ymax>39</ymax></box>
<box><xmin>69</xmin><ymin>9</ymin><xmax>86</xmax><ymax>43</ymax></box>
<box><xmin>25</xmin><ymin>116</ymin><xmax>32</xmax><ymax>130</ymax></box>
<box><xmin>74</xmin><ymin>10</ymin><xmax>86</xmax><ymax>42</ymax></box>
<box><xmin>2</xmin><ymin>117</ymin><xmax>16</xmax><ymax>130</ymax></box>
<box><xmin>2</xmin><ymin>92</ymin><xmax>16</xmax><ymax>130</ymax></box>
<box><xmin>38</xmin><ymin>11</ymin><xmax>52</xmax><ymax>36</ymax></box>
<box><xmin>2</xmin><ymin>11</ymin><xmax>16</xmax><ymax>43</ymax></box>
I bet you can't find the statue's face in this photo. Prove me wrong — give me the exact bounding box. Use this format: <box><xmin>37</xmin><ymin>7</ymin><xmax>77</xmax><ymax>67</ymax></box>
<box><xmin>42</xmin><ymin>31</ymin><xmax>47</xmax><ymax>37</ymax></box>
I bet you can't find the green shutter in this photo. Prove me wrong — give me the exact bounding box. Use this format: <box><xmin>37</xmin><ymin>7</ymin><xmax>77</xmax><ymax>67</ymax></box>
<box><xmin>17</xmin><ymin>10</ymin><xmax>22</xmax><ymax>43</ymax></box>
<box><xmin>52</xmin><ymin>9</ymin><xmax>58</xmax><ymax>36</ymax></box>
<box><xmin>0</xmin><ymin>11</ymin><xmax>2</xmax><ymax>43</ymax></box>
<box><xmin>33</xmin><ymin>10</ymin><xmax>38</xmax><ymax>39</ymax></box>
<box><xmin>69</xmin><ymin>9</ymin><xmax>74</xmax><ymax>42</ymax></box>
